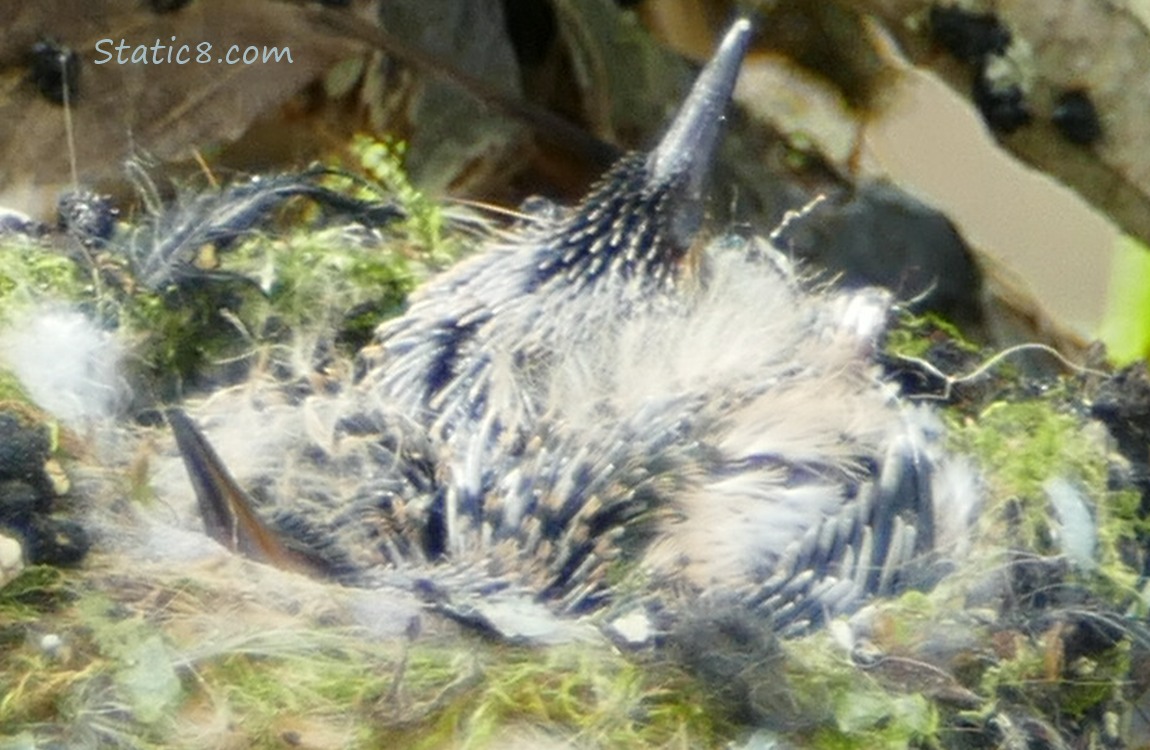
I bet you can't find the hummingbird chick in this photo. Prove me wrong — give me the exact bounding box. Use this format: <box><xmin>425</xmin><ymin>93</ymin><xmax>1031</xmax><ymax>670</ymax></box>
<box><xmin>168</xmin><ymin>18</ymin><xmax>979</xmax><ymax>641</ymax></box>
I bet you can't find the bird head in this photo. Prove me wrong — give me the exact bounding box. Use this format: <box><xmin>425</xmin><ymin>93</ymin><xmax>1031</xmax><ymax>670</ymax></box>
<box><xmin>534</xmin><ymin>19</ymin><xmax>752</xmax><ymax>290</ymax></box>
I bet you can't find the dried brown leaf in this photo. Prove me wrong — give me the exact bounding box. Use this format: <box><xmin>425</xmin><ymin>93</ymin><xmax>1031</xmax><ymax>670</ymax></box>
<box><xmin>0</xmin><ymin>0</ymin><xmax>361</xmax><ymax>205</ymax></box>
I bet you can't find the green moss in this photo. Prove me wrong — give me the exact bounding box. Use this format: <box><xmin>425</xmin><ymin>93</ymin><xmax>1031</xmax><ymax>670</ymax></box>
<box><xmin>1</xmin><ymin>606</ymin><xmax>180</xmax><ymax>748</ymax></box>
<box><xmin>76</xmin><ymin>596</ymin><xmax>183</xmax><ymax>728</ymax></box>
<box><xmin>947</xmin><ymin>397</ymin><xmax>1146</xmax><ymax>607</ymax></box>
<box><xmin>1058</xmin><ymin>639</ymin><xmax>1131</xmax><ymax>719</ymax></box>
<box><xmin>117</xmin><ymin>218</ymin><xmax>423</xmax><ymax>391</ymax></box>
<box><xmin>885</xmin><ymin>311</ymin><xmax>980</xmax><ymax>361</ymax></box>
<box><xmin>975</xmin><ymin>624</ymin><xmax>1130</xmax><ymax>724</ymax></box>
<box><xmin>0</xmin><ymin>639</ymin><xmax>101</xmax><ymax>731</ymax></box>
<box><xmin>3</xmin><ymin>567</ymin><xmax>731</xmax><ymax>749</ymax></box>
<box><xmin>122</xmin><ymin>282</ymin><xmax>258</xmax><ymax>392</ymax></box>
<box><xmin>778</xmin><ymin>630</ymin><xmax>939</xmax><ymax>748</ymax></box>
<box><xmin>949</xmin><ymin>402</ymin><xmax>1101</xmax><ymax>541</ymax></box>
<box><xmin>166</xmin><ymin>634</ymin><xmax>726</xmax><ymax>749</ymax></box>
<box><xmin>0</xmin><ymin>240</ymin><xmax>89</xmax><ymax>319</ymax></box>
<box><xmin>0</xmin><ymin>149</ymin><xmax>452</xmax><ymax>394</ymax></box>
<box><xmin>225</xmin><ymin>226</ymin><xmax>416</xmax><ymax>349</ymax></box>
<box><xmin>0</xmin><ymin>572</ymin><xmax>93</xmax><ymax>734</ymax></box>
<box><xmin>374</xmin><ymin>644</ymin><xmax>725</xmax><ymax>749</ymax></box>
<box><xmin>0</xmin><ymin>566</ymin><xmax>69</xmax><ymax>623</ymax></box>
<box><xmin>109</xmin><ymin>143</ymin><xmax>469</xmax><ymax>390</ymax></box>
<box><xmin>975</xmin><ymin>634</ymin><xmax>1046</xmax><ymax>702</ymax></box>
<box><xmin>928</xmin><ymin>394</ymin><xmax>1143</xmax><ymax>733</ymax></box>
<box><xmin>346</xmin><ymin>135</ymin><xmax>460</xmax><ymax>267</ymax></box>
<box><xmin>195</xmin><ymin>650</ymin><xmax>387</xmax><ymax>747</ymax></box>
<box><xmin>950</xmin><ymin>402</ymin><xmax>1089</xmax><ymax>499</ymax></box>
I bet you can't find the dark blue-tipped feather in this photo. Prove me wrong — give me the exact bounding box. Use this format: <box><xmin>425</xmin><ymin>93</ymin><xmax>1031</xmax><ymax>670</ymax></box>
<box><xmin>165</xmin><ymin>19</ymin><xmax>977</xmax><ymax>643</ymax></box>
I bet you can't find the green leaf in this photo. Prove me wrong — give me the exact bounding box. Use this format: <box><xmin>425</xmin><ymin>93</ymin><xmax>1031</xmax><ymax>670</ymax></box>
<box><xmin>1099</xmin><ymin>234</ymin><xmax>1150</xmax><ymax>365</ymax></box>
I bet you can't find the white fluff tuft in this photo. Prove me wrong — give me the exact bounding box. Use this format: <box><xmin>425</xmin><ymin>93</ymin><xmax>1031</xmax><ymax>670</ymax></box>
<box><xmin>0</xmin><ymin>308</ymin><xmax>128</xmax><ymax>423</ymax></box>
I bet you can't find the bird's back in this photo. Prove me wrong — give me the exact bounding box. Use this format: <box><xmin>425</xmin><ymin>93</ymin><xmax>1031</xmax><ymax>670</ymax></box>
<box><xmin>165</xmin><ymin>18</ymin><xmax>978</xmax><ymax>639</ymax></box>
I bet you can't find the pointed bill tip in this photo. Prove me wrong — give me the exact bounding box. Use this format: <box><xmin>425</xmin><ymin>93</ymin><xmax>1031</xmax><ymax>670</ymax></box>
<box><xmin>166</xmin><ymin>407</ymin><xmax>328</xmax><ymax>578</ymax></box>
<box><xmin>647</xmin><ymin>18</ymin><xmax>753</xmax><ymax>191</ymax></box>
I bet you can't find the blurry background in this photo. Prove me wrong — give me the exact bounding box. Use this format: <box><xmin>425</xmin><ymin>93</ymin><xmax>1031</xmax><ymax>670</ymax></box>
<box><xmin>1</xmin><ymin>0</ymin><xmax>1147</xmax><ymax>361</ymax></box>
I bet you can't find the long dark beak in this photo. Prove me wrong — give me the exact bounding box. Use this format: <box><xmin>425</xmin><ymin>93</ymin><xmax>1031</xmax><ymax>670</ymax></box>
<box><xmin>167</xmin><ymin>408</ymin><xmax>327</xmax><ymax>577</ymax></box>
<box><xmin>647</xmin><ymin>18</ymin><xmax>752</xmax><ymax>246</ymax></box>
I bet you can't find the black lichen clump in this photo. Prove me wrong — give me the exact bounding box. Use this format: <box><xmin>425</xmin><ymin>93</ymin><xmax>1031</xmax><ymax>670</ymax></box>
<box><xmin>929</xmin><ymin>5</ymin><xmax>1011</xmax><ymax>63</ymax></box>
<box><xmin>0</xmin><ymin>409</ymin><xmax>90</xmax><ymax>567</ymax></box>
<box><xmin>1091</xmin><ymin>362</ymin><xmax>1150</xmax><ymax>527</ymax></box>
<box><xmin>0</xmin><ymin>209</ymin><xmax>48</xmax><ymax>237</ymax></box>
<box><xmin>58</xmin><ymin>191</ymin><xmax>119</xmax><ymax>246</ymax></box>
<box><xmin>148</xmin><ymin>0</ymin><xmax>194</xmax><ymax>12</ymax></box>
<box><xmin>28</xmin><ymin>39</ymin><xmax>81</xmax><ymax>105</ymax></box>
<box><xmin>0</xmin><ymin>412</ymin><xmax>51</xmax><ymax>489</ymax></box>
<box><xmin>930</xmin><ymin>5</ymin><xmax>1033</xmax><ymax>135</ymax></box>
<box><xmin>972</xmin><ymin>66</ymin><xmax>1033</xmax><ymax>134</ymax></box>
<box><xmin>1052</xmin><ymin>89</ymin><xmax>1103</xmax><ymax>146</ymax></box>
